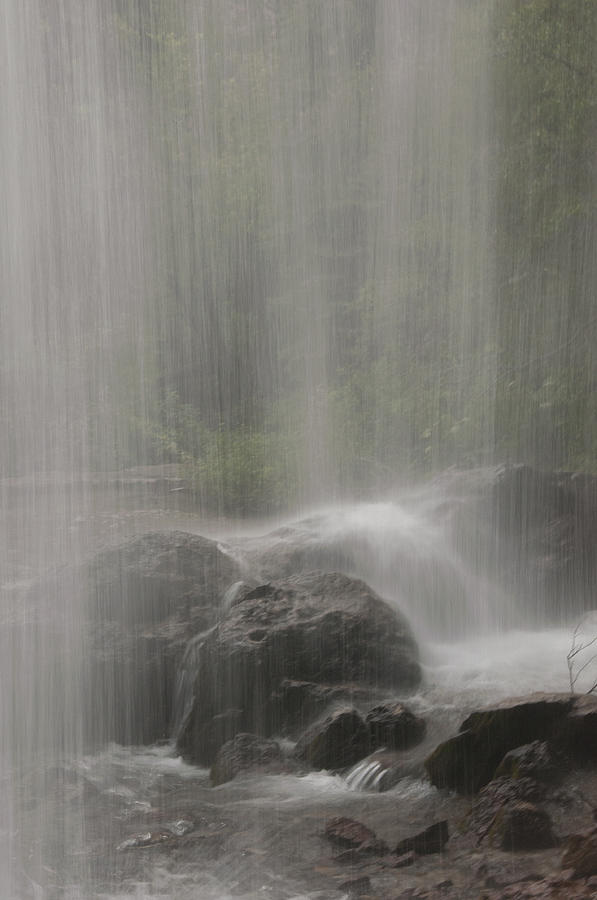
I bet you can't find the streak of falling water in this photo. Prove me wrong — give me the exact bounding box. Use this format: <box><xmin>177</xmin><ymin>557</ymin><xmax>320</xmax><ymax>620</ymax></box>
<box><xmin>0</xmin><ymin>2</ymin><xmax>501</xmax><ymax>896</ymax></box>
<box><xmin>0</xmin><ymin>2</ymin><xmax>155</xmax><ymax>894</ymax></box>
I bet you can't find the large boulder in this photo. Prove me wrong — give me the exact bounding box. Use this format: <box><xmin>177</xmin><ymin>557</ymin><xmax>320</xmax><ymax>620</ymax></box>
<box><xmin>425</xmin><ymin>692</ymin><xmax>597</xmax><ymax>795</ymax></box>
<box><xmin>495</xmin><ymin>740</ymin><xmax>562</xmax><ymax>783</ymax></box>
<box><xmin>83</xmin><ymin>531</ymin><xmax>243</xmax><ymax>745</ymax></box>
<box><xmin>176</xmin><ymin>571</ymin><xmax>421</xmax><ymax>764</ymax></box>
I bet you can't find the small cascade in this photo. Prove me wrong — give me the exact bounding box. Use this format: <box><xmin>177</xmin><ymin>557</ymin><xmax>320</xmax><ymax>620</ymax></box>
<box><xmin>171</xmin><ymin>627</ymin><xmax>215</xmax><ymax>743</ymax></box>
<box><xmin>345</xmin><ymin>758</ymin><xmax>388</xmax><ymax>793</ymax></box>
<box><xmin>171</xmin><ymin>580</ymin><xmax>254</xmax><ymax>742</ymax></box>
<box><xmin>246</xmin><ymin>491</ymin><xmax>515</xmax><ymax>640</ymax></box>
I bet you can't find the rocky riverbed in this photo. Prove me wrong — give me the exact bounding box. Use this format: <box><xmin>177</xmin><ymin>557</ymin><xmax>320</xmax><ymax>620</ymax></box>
<box><xmin>6</xmin><ymin>465</ymin><xmax>597</xmax><ymax>898</ymax></box>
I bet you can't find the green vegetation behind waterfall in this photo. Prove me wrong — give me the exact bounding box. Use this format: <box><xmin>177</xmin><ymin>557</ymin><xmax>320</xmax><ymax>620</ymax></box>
<box><xmin>106</xmin><ymin>0</ymin><xmax>596</xmax><ymax>513</ymax></box>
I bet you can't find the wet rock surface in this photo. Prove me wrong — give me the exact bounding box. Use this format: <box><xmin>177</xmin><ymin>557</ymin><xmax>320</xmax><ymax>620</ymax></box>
<box><xmin>323</xmin><ymin>816</ymin><xmax>389</xmax><ymax>858</ymax></box>
<box><xmin>395</xmin><ymin>820</ymin><xmax>449</xmax><ymax>856</ymax></box>
<box><xmin>491</xmin><ymin>800</ymin><xmax>557</xmax><ymax>851</ymax></box>
<box><xmin>495</xmin><ymin>740</ymin><xmax>563</xmax><ymax>783</ymax></box>
<box><xmin>562</xmin><ymin>827</ymin><xmax>597</xmax><ymax>878</ymax></box>
<box><xmin>210</xmin><ymin>733</ymin><xmax>287</xmax><ymax>786</ymax></box>
<box><xmin>271</xmin><ymin>678</ymin><xmax>375</xmax><ymax>734</ymax></box>
<box><xmin>14</xmin><ymin>712</ymin><xmax>597</xmax><ymax>900</ymax></box>
<box><xmin>367</xmin><ymin>701</ymin><xmax>427</xmax><ymax>752</ymax></box>
<box><xmin>425</xmin><ymin>692</ymin><xmax>597</xmax><ymax>794</ymax></box>
<box><xmin>294</xmin><ymin>708</ymin><xmax>371</xmax><ymax>771</ymax></box>
<box><xmin>177</xmin><ymin>571</ymin><xmax>421</xmax><ymax>764</ymax></box>
<box><xmin>466</xmin><ymin>775</ymin><xmax>548</xmax><ymax>845</ymax></box>
<box><xmin>82</xmin><ymin>531</ymin><xmax>243</xmax><ymax>744</ymax></box>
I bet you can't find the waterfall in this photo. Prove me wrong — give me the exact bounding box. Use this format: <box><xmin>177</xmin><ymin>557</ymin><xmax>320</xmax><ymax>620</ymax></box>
<box><xmin>2</xmin><ymin>0</ymin><xmax>595</xmax><ymax>896</ymax></box>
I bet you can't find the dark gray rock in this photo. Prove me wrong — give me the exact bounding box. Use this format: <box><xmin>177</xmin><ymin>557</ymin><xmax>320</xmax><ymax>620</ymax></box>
<box><xmin>495</xmin><ymin>740</ymin><xmax>562</xmax><ymax>784</ymax></box>
<box><xmin>395</xmin><ymin>820</ymin><xmax>449</xmax><ymax>856</ymax></box>
<box><xmin>271</xmin><ymin>679</ymin><xmax>374</xmax><ymax>735</ymax></box>
<box><xmin>424</xmin><ymin>693</ymin><xmax>579</xmax><ymax>794</ymax></box>
<box><xmin>177</xmin><ymin>571</ymin><xmax>420</xmax><ymax>764</ymax></box>
<box><xmin>84</xmin><ymin>531</ymin><xmax>242</xmax><ymax>745</ymax></box>
<box><xmin>493</xmin><ymin>801</ymin><xmax>557</xmax><ymax>851</ymax></box>
<box><xmin>210</xmin><ymin>733</ymin><xmax>284</xmax><ymax>786</ymax></box>
<box><xmin>426</xmin><ymin>691</ymin><xmax>597</xmax><ymax>796</ymax></box>
<box><xmin>366</xmin><ymin>701</ymin><xmax>426</xmax><ymax>751</ymax></box>
<box><xmin>294</xmin><ymin>708</ymin><xmax>370</xmax><ymax>771</ymax></box>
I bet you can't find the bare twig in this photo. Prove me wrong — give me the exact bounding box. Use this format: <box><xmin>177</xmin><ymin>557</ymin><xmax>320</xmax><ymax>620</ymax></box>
<box><xmin>568</xmin><ymin>615</ymin><xmax>597</xmax><ymax>694</ymax></box>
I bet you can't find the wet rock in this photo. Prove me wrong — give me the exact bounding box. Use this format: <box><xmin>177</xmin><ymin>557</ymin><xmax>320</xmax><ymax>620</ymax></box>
<box><xmin>271</xmin><ymin>678</ymin><xmax>375</xmax><ymax>735</ymax></box>
<box><xmin>395</xmin><ymin>820</ymin><xmax>449</xmax><ymax>856</ymax></box>
<box><xmin>294</xmin><ymin>708</ymin><xmax>370</xmax><ymax>770</ymax></box>
<box><xmin>183</xmin><ymin>708</ymin><xmax>244</xmax><ymax>766</ymax></box>
<box><xmin>366</xmin><ymin>701</ymin><xmax>426</xmax><ymax>751</ymax></box>
<box><xmin>559</xmin><ymin>693</ymin><xmax>597</xmax><ymax>762</ymax></box>
<box><xmin>467</xmin><ymin>776</ymin><xmax>546</xmax><ymax>845</ymax></box>
<box><xmin>424</xmin><ymin>692</ymin><xmax>597</xmax><ymax>794</ymax></box>
<box><xmin>83</xmin><ymin>531</ymin><xmax>242</xmax><ymax>745</ymax></box>
<box><xmin>495</xmin><ymin>740</ymin><xmax>562</xmax><ymax>783</ymax></box>
<box><xmin>492</xmin><ymin>801</ymin><xmax>557</xmax><ymax>851</ymax></box>
<box><xmin>324</xmin><ymin>816</ymin><xmax>379</xmax><ymax>849</ymax></box>
<box><xmin>323</xmin><ymin>816</ymin><xmax>388</xmax><ymax>860</ymax></box>
<box><xmin>562</xmin><ymin>828</ymin><xmax>597</xmax><ymax>878</ymax></box>
<box><xmin>177</xmin><ymin>571</ymin><xmax>420</xmax><ymax>764</ymax></box>
<box><xmin>210</xmin><ymin>733</ymin><xmax>283</xmax><ymax>786</ymax></box>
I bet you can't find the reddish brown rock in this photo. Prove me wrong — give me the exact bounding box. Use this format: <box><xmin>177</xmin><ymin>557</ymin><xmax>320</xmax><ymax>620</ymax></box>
<box><xmin>467</xmin><ymin>776</ymin><xmax>546</xmax><ymax>846</ymax></box>
<box><xmin>493</xmin><ymin>801</ymin><xmax>557</xmax><ymax>851</ymax></box>
<box><xmin>323</xmin><ymin>816</ymin><xmax>388</xmax><ymax>860</ymax></box>
<box><xmin>562</xmin><ymin>829</ymin><xmax>597</xmax><ymax>878</ymax></box>
<box><xmin>324</xmin><ymin>816</ymin><xmax>378</xmax><ymax>849</ymax></box>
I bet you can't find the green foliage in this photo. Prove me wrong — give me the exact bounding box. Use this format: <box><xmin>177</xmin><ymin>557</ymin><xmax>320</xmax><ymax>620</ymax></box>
<box><xmin>105</xmin><ymin>1</ymin><xmax>597</xmax><ymax>511</ymax></box>
<box><xmin>143</xmin><ymin>392</ymin><xmax>298</xmax><ymax>514</ymax></box>
<box><xmin>493</xmin><ymin>0</ymin><xmax>597</xmax><ymax>469</ymax></box>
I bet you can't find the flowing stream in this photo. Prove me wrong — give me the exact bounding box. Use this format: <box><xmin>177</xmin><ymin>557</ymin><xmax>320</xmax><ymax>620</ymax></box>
<box><xmin>0</xmin><ymin>482</ymin><xmax>580</xmax><ymax>899</ymax></box>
